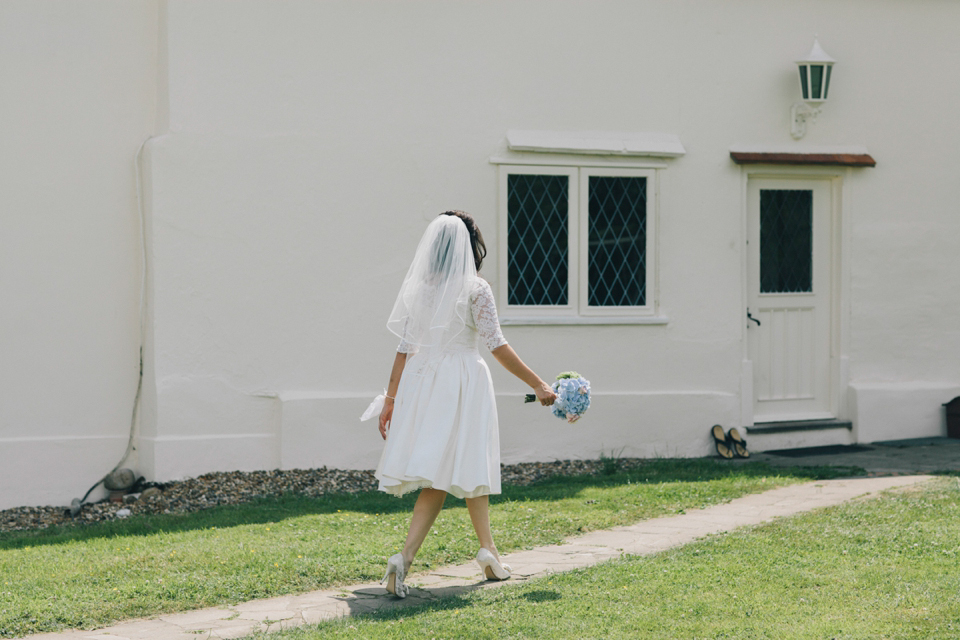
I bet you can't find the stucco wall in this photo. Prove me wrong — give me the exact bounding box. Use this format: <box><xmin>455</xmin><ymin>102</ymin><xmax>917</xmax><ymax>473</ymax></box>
<box><xmin>4</xmin><ymin>0</ymin><xmax>959</xmax><ymax>509</ymax></box>
<box><xmin>0</xmin><ymin>1</ymin><xmax>159</xmax><ymax>509</ymax></box>
<box><xmin>838</xmin><ymin>2</ymin><xmax>960</xmax><ymax>441</ymax></box>
<box><xmin>140</xmin><ymin>0</ymin><xmax>960</xmax><ymax>480</ymax></box>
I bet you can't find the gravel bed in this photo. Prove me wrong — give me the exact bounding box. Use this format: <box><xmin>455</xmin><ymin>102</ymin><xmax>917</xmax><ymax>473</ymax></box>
<box><xmin>1</xmin><ymin>458</ymin><xmax>645</xmax><ymax>534</ymax></box>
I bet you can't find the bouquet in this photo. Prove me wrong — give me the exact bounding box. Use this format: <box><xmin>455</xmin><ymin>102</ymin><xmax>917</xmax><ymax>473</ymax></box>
<box><xmin>525</xmin><ymin>371</ymin><xmax>591</xmax><ymax>423</ymax></box>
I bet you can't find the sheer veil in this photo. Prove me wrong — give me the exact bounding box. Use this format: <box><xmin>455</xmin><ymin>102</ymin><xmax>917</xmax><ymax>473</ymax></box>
<box><xmin>386</xmin><ymin>215</ymin><xmax>477</xmax><ymax>361</ymax></box>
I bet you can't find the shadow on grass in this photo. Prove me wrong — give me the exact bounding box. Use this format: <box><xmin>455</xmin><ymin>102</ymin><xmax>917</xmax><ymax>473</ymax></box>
<box><xmin>0</xmin><ymin>459</ymin><xmax>862</xmax><ymax>551</ymax></box>
<box><xmin>521</xmin><ymin>589</ymin><xmax>562</xmax><ymax>602</ymax></box>
<box><xmin>347</xmin><ymin>590</ymin><xmax>478</xmax><ymax>624</ymax></box>
<box><xmin>332</xmin><ymin>584</ymin><xmax>564</xmax><ymax>631</ymax></box>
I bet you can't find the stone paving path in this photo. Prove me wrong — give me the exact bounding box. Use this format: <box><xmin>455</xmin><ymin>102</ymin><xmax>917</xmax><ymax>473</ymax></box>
<box><xmin>19</xmin><ymin>474</ymin><xmax>934</xmax><ymax>640</ymax></box>
<box><xmin>751</xmin><ymin>437</ymin><xmax>960</xmax><ymax>475</ymax></box>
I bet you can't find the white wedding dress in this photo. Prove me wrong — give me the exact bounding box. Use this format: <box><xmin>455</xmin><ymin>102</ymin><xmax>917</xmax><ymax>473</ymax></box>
<box><xmin>375</xmin><ymin>278</ymin><xmax>507</xmax><ymax>499</ymax></box>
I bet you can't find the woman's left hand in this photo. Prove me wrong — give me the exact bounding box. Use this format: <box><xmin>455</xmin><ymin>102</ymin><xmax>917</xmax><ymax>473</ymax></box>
<box><xmin>378</xmin><ymin>401</ymin><xmax>394</xmax><ymax>440</ymax></box>
<box><xmin>535</xmin><ymin>381</ymin><xmax>557</xmax><ymax>406</ymax></box>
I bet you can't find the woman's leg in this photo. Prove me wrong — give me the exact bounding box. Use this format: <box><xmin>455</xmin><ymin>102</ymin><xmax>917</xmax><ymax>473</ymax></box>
<box><xmin>401</xmin><ymin>488</ymin><xmax>447</xmax><ymax>570</ymax></box>
<box><xmin>465</xmin><ymin>495</ymin><xmax>500</xmax><ymax>560</ymax></box>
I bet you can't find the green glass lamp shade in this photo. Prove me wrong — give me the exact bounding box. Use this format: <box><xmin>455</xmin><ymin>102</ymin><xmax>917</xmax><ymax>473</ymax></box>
<box><xmin>796</xmin><ymin>39</ymin><xmax>836</xmax><ymax>103</ymax></box>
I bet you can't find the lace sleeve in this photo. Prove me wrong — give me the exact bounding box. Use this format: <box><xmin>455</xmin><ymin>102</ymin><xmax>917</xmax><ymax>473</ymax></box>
<box><xmin>397</xmin><ymin>319</ymin><xmax>419</xmax><ymax>354</ymax></box>
<box><xmin>471</xmin><ymin>280</ymin><xmax>508</xmax><ymax>351</ymax></box>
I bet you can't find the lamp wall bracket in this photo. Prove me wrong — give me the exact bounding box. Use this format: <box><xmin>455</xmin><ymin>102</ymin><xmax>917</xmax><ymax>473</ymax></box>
<box><xmin>791</xmin><ymin>102</ymin><xmax>822</xmax><ymax>140</ymax></box>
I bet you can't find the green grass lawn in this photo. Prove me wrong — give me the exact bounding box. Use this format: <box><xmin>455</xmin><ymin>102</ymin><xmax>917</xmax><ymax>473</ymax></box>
<box><xmin>0</xmin><ymin>460</ymin><xmax>855</xmax><ymax>637</ymax></box>
<box><xmin>257</xmin><ymin>476</ymin><xmax>960</xmax><ymax>640</ymax></box>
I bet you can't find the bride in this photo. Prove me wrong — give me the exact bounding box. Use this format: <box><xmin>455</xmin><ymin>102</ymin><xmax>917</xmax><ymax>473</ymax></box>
<box><xmin>374</xmin><ymin>211</ymin><xmax>556</xmax><ymax>598</ymax></box>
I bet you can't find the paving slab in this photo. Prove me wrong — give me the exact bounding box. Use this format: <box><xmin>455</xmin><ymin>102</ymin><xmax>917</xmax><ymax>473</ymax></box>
<box><xmin>14</xmin><ymin>473</ymin><xmax>936</xmax><ymax>640</ymax></box>
<box><xmin>430</xmin><ymin>563</ymin><xmax>478</xmax><ymax>578</ymax></box>
<box><xmin>750</xmin><ymin>436</ymin><xmax>960</xmax><ymax>474</ymax></box>
<box><xmin>211</xmin><ymin>624</ymin><xmax>262</xmax><ymax>639</ymax></box>
<box><xmin>408</xmin><ymin>575</ymin><xmax>477</xmax><ymax>589</ymax></box>
<box><xmin>201</xmin><ymin>620</ymin><xmax>263</xmax><ymax>638</ymax></box>
<box><xmin>298</xmin><ymin>608</ymin><xmax>340</xmax><ymax>625</ymax></box>
<box><xmin>165</xmin><ymin>609</ymin><xmax>234</xmax><ymax>624</ymax></box>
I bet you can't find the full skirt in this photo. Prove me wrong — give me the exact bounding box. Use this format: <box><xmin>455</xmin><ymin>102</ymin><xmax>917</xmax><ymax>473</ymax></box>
<box><xmin>375</xmin><ymin>350</ymin><xmax>500</xmax><ymax>499</ymax></box>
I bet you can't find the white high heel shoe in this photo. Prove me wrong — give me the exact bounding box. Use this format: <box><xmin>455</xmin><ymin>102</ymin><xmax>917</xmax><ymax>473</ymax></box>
<box><xmin>381</xmin><ymin>553</ymin><xmax>408</xmax><ymax>598</ymax></box>
<box><xmin>476</xmin><ymin>548</ymin><xmax>511</xmax><ymax>581</ymax></box>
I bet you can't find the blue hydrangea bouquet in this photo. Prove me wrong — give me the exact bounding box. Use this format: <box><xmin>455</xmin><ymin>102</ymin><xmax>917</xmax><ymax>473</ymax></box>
<box><xmin>525</xmin><ymin>371</ymin><xmax>592</xmax><ymax>423</ymax></box>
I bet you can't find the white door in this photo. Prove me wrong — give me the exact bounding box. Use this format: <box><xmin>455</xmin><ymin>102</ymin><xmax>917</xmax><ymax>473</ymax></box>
<box><xmin>747</xmin><ymin>178</ymin><xmax>832</xmax><ymax>422</ymax></box>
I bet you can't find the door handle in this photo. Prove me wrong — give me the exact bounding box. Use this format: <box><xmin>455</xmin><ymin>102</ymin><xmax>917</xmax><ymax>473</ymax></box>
<box><xmin>747</xmin><ymin>309</ymin><xmax>761</xmax><ymax>327</ymax></box>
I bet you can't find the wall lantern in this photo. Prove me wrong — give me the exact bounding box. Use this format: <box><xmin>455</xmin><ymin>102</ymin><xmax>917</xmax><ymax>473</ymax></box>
<box><xmin>791</xmin><ymin>38</ymin><xmax>836</xmax><ymax>139</ymax></box>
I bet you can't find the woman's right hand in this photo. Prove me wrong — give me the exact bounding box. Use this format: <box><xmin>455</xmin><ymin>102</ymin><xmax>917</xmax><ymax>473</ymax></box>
<box><xmin>534</xmin><ymin>381</ymin><xmax>557</xmax><ymax>406</ymax></box>
<box><xmin>378</xmin><ymin>401</ymin><xmax>394</xmax><ymax>440</ymax></box>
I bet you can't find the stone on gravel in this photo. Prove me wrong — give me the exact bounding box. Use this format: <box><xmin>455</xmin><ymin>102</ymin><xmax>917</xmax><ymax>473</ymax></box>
<box><xmin>139</xmin><ymin>487</ymin><xmax>162</xmax><ymax>501</ymax></box>
<box><xmin>104</xmin><ymin>468</ymin><xmax>136</xmax><ymax>491</ymax></box>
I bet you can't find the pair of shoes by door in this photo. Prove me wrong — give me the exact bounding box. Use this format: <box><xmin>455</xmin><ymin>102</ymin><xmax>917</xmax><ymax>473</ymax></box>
<box><xmin>710</xmin><ymin>425</ymin><xmax>749</xmax><ymax>459</ymax></box>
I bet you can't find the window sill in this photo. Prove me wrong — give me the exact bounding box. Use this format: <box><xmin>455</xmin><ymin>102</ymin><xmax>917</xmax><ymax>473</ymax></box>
<box><xmin>500</xmin><ymin>315</ymin><xmax>669</xmax><ymax>326</ymax></box>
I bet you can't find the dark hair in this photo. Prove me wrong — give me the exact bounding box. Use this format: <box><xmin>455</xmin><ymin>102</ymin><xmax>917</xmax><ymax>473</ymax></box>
<box><xmin>440</xmin><ymin>210</ymin><xmax>486</xmax><ymax>272</ymax></box>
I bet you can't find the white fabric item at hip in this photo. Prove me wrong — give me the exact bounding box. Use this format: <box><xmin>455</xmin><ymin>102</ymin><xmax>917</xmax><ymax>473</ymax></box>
<box><xmin>386</xmin><ymin>215</ymin><xmax>477</xmax><ymax>363</ymax></box>
<box><xmin>360</xmin><ymin>390</ymin><xmax>387</xmax><ymax>421</ymax></box>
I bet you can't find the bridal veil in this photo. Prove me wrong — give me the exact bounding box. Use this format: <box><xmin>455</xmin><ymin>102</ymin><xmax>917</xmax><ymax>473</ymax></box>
<box><xmin>386</xmin><ymin>215</ymin><xmax>478</xmax><ymax>362</ymax></box>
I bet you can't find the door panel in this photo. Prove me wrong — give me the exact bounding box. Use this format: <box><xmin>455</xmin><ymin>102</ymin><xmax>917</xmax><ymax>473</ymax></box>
<box><xmin>747</xmin><ymin>179</ymin><xmax>832</xmax><ymax>422</ymax></box>
<box><xmin>755</xmin><ymin>306</ymin><xmax>815</xmax><ymax>401</ymax></box>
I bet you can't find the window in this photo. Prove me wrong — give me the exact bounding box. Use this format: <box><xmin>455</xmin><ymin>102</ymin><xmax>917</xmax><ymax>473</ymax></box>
<box><xmin>498</xmin><ymin>165</ymin><xmax>658</xmax><ymax>321</ymax></box>
<box><xmin>506</xmin><ymin>173</ymin><xmax>570</xmax><ymax>306</ymax></box>
<box><xmin>759</xmin><ymin>189</ymin><xmax>813</xmax><ymax>294</ymax></box>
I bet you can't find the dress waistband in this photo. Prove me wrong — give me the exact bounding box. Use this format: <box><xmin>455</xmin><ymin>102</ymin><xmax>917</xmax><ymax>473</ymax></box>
<box><xmin>407</xmin><ymin>343</ymin><xmax>480</xmax><ymax>375</ymax></box>
<box><xmin>443</xmin><ymin>343</ymin><xmax>480</xmax><ymax>354</ymax></box>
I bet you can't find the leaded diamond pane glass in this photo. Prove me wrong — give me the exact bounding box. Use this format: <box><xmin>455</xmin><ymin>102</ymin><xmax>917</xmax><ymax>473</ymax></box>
<box><xmin>760</xmin><ymin>189</ymin><xmax>813</xmax><ymax>293</ymax></box>
<box><xmin>588</xmin><ymin>176</ymin><xmax>646</xmax><ymax>306</ymax></box>
<box><xmin>507</xmin><ymin>174</ymin><xmax>568</xmax><ymax>305</ymax></box>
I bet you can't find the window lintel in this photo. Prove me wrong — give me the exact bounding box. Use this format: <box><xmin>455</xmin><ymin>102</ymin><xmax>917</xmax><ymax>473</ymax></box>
<box><xmin>506</xmin><ymin>130</ymin><xmax>685</xmax><ymax>158</ymax></box>
<box><xmin>729</xmin><ymin>144</ymin><xmax>875</xmax><ymax>167</ymax></box>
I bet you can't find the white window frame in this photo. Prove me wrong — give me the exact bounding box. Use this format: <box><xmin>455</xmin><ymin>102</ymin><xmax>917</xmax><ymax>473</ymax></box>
<box><xmin>497</xmin><ymin>164</ymin><xmax>662</xmax><ymax>324</ymax></box>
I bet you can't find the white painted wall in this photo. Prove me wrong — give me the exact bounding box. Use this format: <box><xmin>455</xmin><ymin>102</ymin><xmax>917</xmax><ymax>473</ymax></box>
<box><xmin>4</xmin><ymin>0</ymin><xmax>959</xmax><ymax>508</ymax></box>
<box><xmin>838</xmin><ymin>1</ymin><xmax>960</xmax><ymax>440</ymax></box>
<box><xmin>143</xmin><ymin>0</ymin><xmax>749</xmax><ymax>481</ymax></box>
<box><xmin>0</xmin><ymin>1</ymin><xmax>159</xmax><ymax>509</ymax></box>
<box><xmin>140</xmin><ymin>0</ymin><xmax>960</xmax><ymax>481</ymax></box>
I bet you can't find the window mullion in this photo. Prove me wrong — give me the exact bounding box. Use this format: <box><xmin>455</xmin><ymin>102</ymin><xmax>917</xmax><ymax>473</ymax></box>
<box><xmin>567</xmin><ymin>168</ymin><xmax>578</xmax><ymax>311</ymax></box>
<box><xmin>577</xmin><ymin>168</ymin><xmax>589</xmax><ymax>315</ymax></box>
